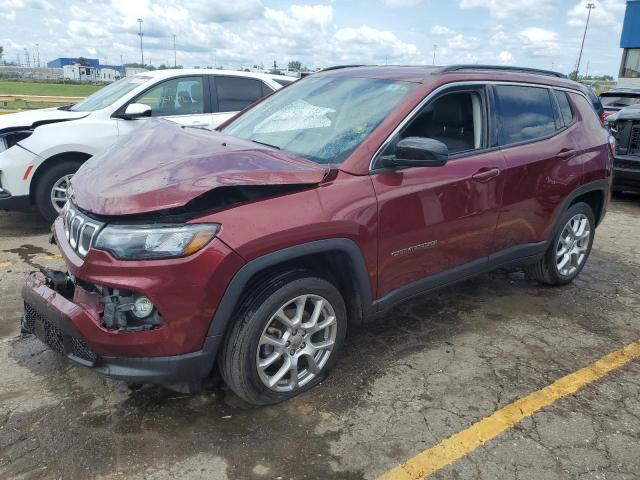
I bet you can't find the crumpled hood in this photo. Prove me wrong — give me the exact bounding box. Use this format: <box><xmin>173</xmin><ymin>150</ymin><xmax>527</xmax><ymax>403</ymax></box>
<box><xmin>71</xmin><ymin>119</ymin><xmax>328</xmax><ymax>216</ymax></box>
<box><xmin>0</xmin><ymin>107</ymin><xmax>88</xmax><ymax>132</ymax></box>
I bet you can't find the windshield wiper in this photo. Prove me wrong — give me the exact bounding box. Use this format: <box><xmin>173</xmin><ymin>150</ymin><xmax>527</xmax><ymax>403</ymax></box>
<box><xmin>251</xmin><ymin>139</ymin><xmax>281</xmax><ymax>150</ymax></box>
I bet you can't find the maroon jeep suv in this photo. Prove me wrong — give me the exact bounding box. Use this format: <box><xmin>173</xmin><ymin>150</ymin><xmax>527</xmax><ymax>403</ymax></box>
<box><xmin>21</xmin><ymin>65</ymin><xmax>612</xmax><ymax>405</ymax></box>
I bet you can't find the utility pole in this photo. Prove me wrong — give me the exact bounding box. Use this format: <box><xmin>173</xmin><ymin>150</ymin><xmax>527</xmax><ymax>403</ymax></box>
<box><xmin>35</xmin><ymin>43</ymin><xmax>40</xmax><ymax>67</ymax></box>
<box><xmin>432</xmin><ymin>44</ymin><xmax>438</xmax><ymax>65</ymax></box>
<box><xmin>172</xmin><ymin>34</ymin><xmax>177</xmax><ymax>67</ymax></box>
<box><xmin>137</xmin><ymin>18</ymin><xmax>144</xmax><ymax>66</ymax></box>
<box><xmin>574</xmin><ymin>2</ymin><xmax>595</xmax><ymax>80</ymax></box>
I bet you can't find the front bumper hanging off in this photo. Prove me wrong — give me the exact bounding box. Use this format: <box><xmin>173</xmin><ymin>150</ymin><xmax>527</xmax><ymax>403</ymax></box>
<box><xmin>21</xmin><ymin>270</ymin><xmax>220</xmax><ymax>393</ymax></box>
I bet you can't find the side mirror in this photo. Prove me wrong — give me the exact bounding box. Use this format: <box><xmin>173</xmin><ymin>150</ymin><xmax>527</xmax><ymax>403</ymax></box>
<box><xmin>120</xmin><ymin>103</ymin><xmax>152</xmax><ymax>120</ymax></box>
<box><xmin>383</xmin><ymin>137</ymin><xmax>449</xmax><ymax>168</ymax></box>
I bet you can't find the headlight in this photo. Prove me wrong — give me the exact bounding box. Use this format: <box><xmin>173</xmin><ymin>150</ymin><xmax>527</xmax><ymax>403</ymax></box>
<box><xmin>94</xmin><ymin>223</ymin><xmax>220</xmax><ymax>260</ymax></box>
<box><xmin>0</xmin><ymin>130</ymin><xmax>34</xmax><ymax>153</ymax></box>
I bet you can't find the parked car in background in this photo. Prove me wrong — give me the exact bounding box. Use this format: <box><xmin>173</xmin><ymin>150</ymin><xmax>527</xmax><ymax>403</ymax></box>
<box><xmin>21</xmin><ymin>65</ymin><xmax>611</xmax><ymax>405</ymax></box>
<box><xmin>607</xmin><ymin>104</ymin><xmax>640</xmax><ymax>192</ymax></box>
<box><xmin>0</xmin><ymin>69</ymin><xmax>288</xmax><ymax>222</ymax></box>
<box><xmin>600</xmin><ymin>88</ymin><xmax>640</xmax><ymax>121</ymax></box>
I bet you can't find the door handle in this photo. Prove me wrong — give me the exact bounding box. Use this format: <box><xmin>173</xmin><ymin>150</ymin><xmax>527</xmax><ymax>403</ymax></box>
<box><xmin>556</xmin><ymin>149</ymin><xmax>577</xmax><ymax>160</ymax></box>
<box><xmin>472</xmin><ymin>167</ymin><xmax>501</xmax><ymax>183</ymax></box>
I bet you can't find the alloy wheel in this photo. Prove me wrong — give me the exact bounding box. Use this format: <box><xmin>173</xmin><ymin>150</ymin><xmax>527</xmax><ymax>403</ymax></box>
<box><xmin>256</xmin><ymin>294</ymin><xmax>337</xmax><ymax>392</ymax></box>
<box><xmin>50</xmin><ymin>174</ymin><xmax>73</xmax><ymax>213</ymax></box>
<box><xmin>555</xmin><ymin>213</ymin><xmax>591</xmax><ymax>277</ymax></box>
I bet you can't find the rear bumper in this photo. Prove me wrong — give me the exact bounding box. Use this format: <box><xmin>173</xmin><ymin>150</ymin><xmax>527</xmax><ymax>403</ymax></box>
<box><xmin>22</xmin><ymin>272</ymin><xmax>221</xmax><ymax>391</ymax></box>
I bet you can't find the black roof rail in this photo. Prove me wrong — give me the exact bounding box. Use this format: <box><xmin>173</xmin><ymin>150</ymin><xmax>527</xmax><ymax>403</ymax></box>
<box><xmin>319</xmin><ymin>64</ymin><xmax>368</xmax><ymax>72</ymax></box>
<box><xmin>440</xmin><ymin>64</ymin><xmax>567</xmax><ymax>79</ymax></box>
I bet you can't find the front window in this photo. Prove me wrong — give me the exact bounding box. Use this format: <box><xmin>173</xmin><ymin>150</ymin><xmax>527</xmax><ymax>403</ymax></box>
<box><xmin>134</xmin><ymin>76</ymin><xmax>204</xmax><ymax>116</ymax></box>
<box><xmin>222</xmin><ymin>75</ymin><xmax>417</xmax><ymax>165</ymax></box>
<box><xmin>70</xmin><ymin>75</ymin><xmax>151</xmax><ymax>112</ymax></box>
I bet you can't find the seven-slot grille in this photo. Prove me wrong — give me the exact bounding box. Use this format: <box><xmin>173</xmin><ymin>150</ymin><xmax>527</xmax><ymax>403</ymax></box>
<box><xmin>630</xmin><ymin>126</ymin><xmax>640</xmax><ymax>156</ymax></box>
<box><xmin>63</xmin><ymin>205</ymin><xmax>103</xmax><ymax>257</ymax></box>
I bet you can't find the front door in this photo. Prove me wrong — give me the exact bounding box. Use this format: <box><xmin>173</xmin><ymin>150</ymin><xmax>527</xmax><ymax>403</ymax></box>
<box><xmin>372</xmin><ymin>86</ymin><xmax>505</xmax><ymax>298</ymax></box>
<box><xmin>117</xmin><ymin>75</ymin><xmax>211</xmax><ymax>136</ymax></box>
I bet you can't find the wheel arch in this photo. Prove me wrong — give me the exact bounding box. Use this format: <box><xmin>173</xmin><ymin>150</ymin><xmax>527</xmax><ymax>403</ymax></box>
<box><xmin>29</xmin><ymin>151</ymin><xmax>92</xmax><ymax>203</ymax></box>
<box><xmin>549</xmin><ymin>179</ymin><xmax>609</xmax><ymax>239</ymax></box>
<box><xmin>207</xmin><ymin>239</ymin><xmax>375</xmax><ymax>339</ymax></box>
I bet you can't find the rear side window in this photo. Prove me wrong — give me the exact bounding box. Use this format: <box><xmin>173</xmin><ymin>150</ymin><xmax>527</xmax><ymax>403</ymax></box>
<box><xmin>554</xmin><ymin>90</ymin><xmax>575</xmax><ymax>126</ymax></box>
<box><xmin>495</xmin><ymin>85</ymin><xmax>556</xmax><ymax>145</ymax></box>
<box><xmin>215</xmin><ymin>76</ymin><xmax>265</xmax><ymax>112</ymax></box>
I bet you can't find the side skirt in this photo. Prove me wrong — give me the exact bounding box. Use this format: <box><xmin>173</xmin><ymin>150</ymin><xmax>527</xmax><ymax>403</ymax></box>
<box><xmin>371</xmin><ymin>241</ymin><xmax>547</xmax><ymax>318</ymax></box>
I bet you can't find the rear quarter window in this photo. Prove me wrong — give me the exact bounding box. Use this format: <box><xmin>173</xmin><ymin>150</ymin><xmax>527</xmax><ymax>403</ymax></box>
<box><xmin>554</xmin><ymin>90</ymin><xmax>575</xmax><ymax>127</ymax></box>
<box><xmin>495</xmin><ymin>85</ymin><xmax>557</xmax><ymax>145</ymax></box>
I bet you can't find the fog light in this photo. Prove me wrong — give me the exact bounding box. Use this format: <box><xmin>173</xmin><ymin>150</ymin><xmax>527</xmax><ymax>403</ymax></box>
<box><xmin>132</xmin><ymin>296</ymin><xmax>154</xmax><ymax>319</ymax></box>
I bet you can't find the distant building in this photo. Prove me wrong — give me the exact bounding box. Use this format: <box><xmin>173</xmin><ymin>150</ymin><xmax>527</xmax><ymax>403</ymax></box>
<box><xmin>125</xmin><ymin>67</ymin><xmax>149</xmax><ymax>76</ymax></box>
<box><xmin>63</xmin><ymin>64</ymin><xmax>99</xmax><ymax>82</ymax></box>
<box><xmin>619</xmin><ymin>0</ymin><xmax>640</xmax><ymax>88</ymax></box>
<box><xmin>48</xmin><ymin>57</ymin><xmax>100</xmax><ymax>69</ymax></box>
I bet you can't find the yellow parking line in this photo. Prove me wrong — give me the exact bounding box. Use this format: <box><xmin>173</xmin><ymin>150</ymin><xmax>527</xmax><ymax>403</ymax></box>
<box><xmin>379</xmin><ymin>339</ymin><xmax>640</xmax><ymax>480</ymax></box>
<box><xmin>0</xmin><ymin>261</ymin><xmax>11</xmax><ymax>268</ymax></box>
<box><xmin>37</xmin><ymin>254</ymin><xmax>62</xmax><ymax>261</ymax></box>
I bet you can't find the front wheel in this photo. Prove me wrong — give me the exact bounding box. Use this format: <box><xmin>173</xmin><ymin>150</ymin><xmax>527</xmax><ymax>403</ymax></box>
<box><xmin>219</xmin><ymin>272</ymin><xmax>347</xmax><ymax>405</ymax></box>
<box><xmin>525</xmin><ymin>202</ymin><xmax>595</xmax><ymax>285</ymax></box>
<box><xmin>34</xmin><ymin>160</ymin><xmax>83</xmax><ymax>223</ymax></box>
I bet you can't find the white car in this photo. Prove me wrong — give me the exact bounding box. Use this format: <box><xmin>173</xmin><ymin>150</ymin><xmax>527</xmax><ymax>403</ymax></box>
<box><xmin>0</xmin><ymin>69</ymin><xmax>292</xmax><ymax>222</ymax></box>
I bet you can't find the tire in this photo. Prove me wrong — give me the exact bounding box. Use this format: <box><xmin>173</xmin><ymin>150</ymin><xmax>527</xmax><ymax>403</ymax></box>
<box><xmin>525</xmin><ymin>202</ymin><xmax>595</xmax><ymax>286</ymax></box>
<box><xmin>34</xmin><ymin>160</ymin><xmax>83</xmax><ymax>223</ymax></box>
<box><xmin>219</xmin><ymin>271</ymin><xmax>347</xmax><ymax>405</ymax></box>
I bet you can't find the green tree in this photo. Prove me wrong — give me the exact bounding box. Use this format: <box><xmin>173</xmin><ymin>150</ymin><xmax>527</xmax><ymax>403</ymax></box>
<box><xmin>0</xmin><ymin>46</ymin><xmax>4</xmax><ymax>63</ymax></box>
<box><xmin>287</xmin><ymin>60</ymin><xmax>302</xmax><ymax>71</ymax></box>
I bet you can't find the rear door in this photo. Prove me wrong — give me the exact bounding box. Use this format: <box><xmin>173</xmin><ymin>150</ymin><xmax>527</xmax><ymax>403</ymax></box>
<box><xmin>493</xmin><ymin>84</ymin><xmax>582</xmax><ymax>252</ymax></box>
<box><xmin>211</xmin><ymin>76</ymin><xmax>273</xmax><ymax>127</ymax></box>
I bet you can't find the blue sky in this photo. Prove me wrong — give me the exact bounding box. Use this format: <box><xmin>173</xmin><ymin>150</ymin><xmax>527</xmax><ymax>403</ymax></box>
<box><xmin>0</xmin><ymin>0</ymin><xmax>627</xmax><ymax>76</ymax></box>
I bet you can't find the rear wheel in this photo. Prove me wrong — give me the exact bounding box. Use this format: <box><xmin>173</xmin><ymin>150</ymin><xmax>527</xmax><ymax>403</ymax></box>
<box><xmin>525</xmin><ymin>202</ymin><xmax>595</xmax><ymax>285</ymax></box>
<box><xmin>219</xmin><ymin>272</ymin><xmax>347</xmax><ymax>405</ymax></box>
<box><xmin>34</xmin><ymin>160</ymin><xmax>83</xmax><ymax>223</ymax></box>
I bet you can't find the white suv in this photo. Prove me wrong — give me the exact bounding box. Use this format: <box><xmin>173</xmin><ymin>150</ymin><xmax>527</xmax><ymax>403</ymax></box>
<box><xmin>0</xmin><ymin>69</ymin><xmax>291</xmax><ymax>221</ymax></box>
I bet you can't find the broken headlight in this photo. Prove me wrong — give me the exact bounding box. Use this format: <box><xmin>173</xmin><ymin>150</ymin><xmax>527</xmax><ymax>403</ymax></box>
<box><xmin>94</xmin><ymin>223</ymin><xmax>219</xmax><ymax>260</ymax></box>
<box><xmin>0</xmin><ymin>129</ymin><xmax>33</xmax><ymax>153</ymax></box>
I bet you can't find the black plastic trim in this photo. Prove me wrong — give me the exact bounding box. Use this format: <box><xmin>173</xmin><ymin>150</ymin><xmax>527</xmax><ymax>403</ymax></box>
<box><xmin>0</xmin><ymin>193</ymin><xmax>31</xmax><ymax>212</ymax></box>
<box><xmin>206</xmin><ymin>238</ymin><xmax>374</xmax><ymax>337</ymax></box>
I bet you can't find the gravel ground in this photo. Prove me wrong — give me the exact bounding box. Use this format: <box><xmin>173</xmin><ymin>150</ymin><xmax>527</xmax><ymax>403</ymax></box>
<box><xmin>1</xmin><ymin>194</ymin><xmax>639</xmax><ymax>480</ymax></box>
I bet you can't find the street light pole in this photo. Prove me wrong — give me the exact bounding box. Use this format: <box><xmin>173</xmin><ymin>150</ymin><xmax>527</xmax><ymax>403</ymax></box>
<box><xmin>137</xmin><ymin>18</ymin><xmax>144</xmax><ymax>66</ymax></box>
<box><xmin>432</xmin><ymin>44</ymin><xmax>438</xmax><ymax>65</ymax></box>
<box><xmin>574</xmin><ymin>2</ymin><xmax>595</xmax><ymax>80</ymax></box>
<box><xmin>173</xmin><ymin>34</ymin><xmax>177</xmax><ymax>68</ymax></box>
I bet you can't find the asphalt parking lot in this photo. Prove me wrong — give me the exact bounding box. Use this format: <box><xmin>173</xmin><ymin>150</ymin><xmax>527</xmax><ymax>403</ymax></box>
<box><xmin>1</xmin><ymin>195</ymin><xmax>639</xmax><ymax>480</ymax></box>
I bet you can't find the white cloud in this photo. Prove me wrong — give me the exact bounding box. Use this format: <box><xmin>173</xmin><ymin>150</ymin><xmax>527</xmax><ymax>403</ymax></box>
<box><xmin>0</xmin><ymin>0</ymin><xmax>53</xmax><ymax>9</ymax></box>
<box><xmin>519</xmin><ymin>27</ymin><xmax>558</xmax><ymax>43</ymax></box>
<box><xmin>384</xmin><ymin>0</ymin><xmax>425</xmax><ymax>6</ymax></box>
<box><xmin>430</xmin><ymin>25</ymin><xmax>455</xmax><ymax>36</ymax></box>
<box><xmin>0</xmin><ymin>10</ymin><xmax>16</xmax><ymax>20</ymax></box>
<box><xmin>498</xmin><ymin>50</ymin><xmax>514</xmax><ymax>64</ymax></box>
<box><xmin>458</xmin><ymin>0</ymin><xmax>557</xmax><ymax>19</ymax></box>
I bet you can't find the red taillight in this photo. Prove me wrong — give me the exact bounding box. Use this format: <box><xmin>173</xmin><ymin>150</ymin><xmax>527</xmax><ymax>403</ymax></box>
<box><xmin>601</xmin><ymin>111</ymin><xmax>613</xmax><ymax>126</ymax></box>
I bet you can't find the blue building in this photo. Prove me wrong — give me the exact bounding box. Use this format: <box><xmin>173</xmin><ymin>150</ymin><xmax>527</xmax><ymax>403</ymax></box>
<box><xmin>619</xmin><ymin>0</ymin><xmax>640</xmax><ymax>87</ymax></box>
<box><xmin>47</xmin><ymin>57</ymin><xmax>123</xmax><ymax>73</ymax></box>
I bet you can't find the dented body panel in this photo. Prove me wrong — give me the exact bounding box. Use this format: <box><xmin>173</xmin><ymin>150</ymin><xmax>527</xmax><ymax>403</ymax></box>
<box><xmin>70</xmin><ymin>119</ymin><xmax>328</xmax><ymax>216</ymax></box>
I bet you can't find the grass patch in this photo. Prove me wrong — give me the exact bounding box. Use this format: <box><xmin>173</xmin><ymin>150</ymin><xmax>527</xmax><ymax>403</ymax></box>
<box><xmin>0</xmin><ymin>80</ymin><xmax>102</xmax><ymax>97</ymax></box>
